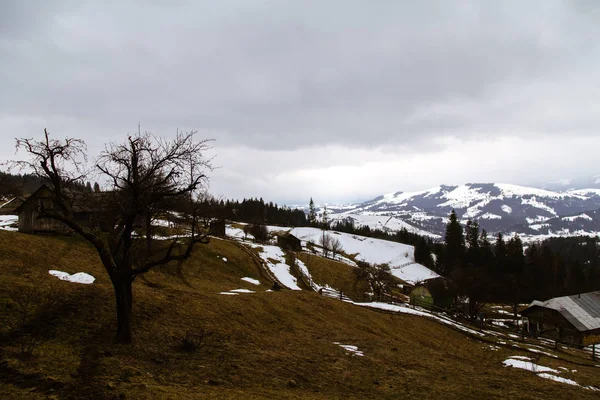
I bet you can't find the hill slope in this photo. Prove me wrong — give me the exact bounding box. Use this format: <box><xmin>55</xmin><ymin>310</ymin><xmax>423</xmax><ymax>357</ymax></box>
<box><xmin>1</xmin><ymin>230</ymin><xmax>599</xmax><ymax>399</ymax></box>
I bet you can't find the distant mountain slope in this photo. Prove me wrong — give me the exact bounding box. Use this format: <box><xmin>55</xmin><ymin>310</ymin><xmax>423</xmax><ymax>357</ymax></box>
<box><xmin>327</xmin><ymin>183</ymin><xmax>600</xmax><ymax>241</ymax></box>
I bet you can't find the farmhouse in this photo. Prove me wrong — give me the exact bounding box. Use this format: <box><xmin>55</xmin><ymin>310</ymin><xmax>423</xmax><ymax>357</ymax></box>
<box><xmin>15</xmin><ymin>185</ymin><xmax>107</xmax><ymax>234</ymax></box>
<box><xmin>277</xmin><ymin>232</ymin><xmax>302</xmax><ymax>251</ymax></box>
<box><xmin>519</xmin><ymin>291</ymin><xmax>600</xmax><ymax>347</ymax></box>
<box><xmin>409</xmin><ymin>277</ymin><xmax>454</xmax><ymax>310</ymax></box>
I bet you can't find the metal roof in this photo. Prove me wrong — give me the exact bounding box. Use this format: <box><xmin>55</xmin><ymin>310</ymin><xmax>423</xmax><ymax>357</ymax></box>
<box><xmin>522</xmin><ymin>291</ymin><xmax>600</xmax><ymax>332</ymax></box>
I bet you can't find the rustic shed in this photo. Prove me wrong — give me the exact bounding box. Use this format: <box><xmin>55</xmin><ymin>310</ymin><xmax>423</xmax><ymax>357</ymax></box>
<box><xmin>0</xmin><ymin>196</ymin><xmax>25</xmax><ymax>215</ymax></box>
<box><xmin>409</xmin><ymin>277</ymin><xmax>454</xmax><ymax>310</ymax></box>
<box><xmin>209</xmin><ymin>220</ymin><xmax>226</xmax><ymax>237</ymax></box>
<box><xmin>15</xmin><ymin>185</ymin><xmax>106</xmax><ymax>234</ymax></box>
<box><xmin>277</xmin><ymin>232</ymin><xmax>302</xmax><ymax>251</ymax></box>
<box><xmin>519</xmin><ymin>291</ymin><xmax>600</xmax><ymax>347</ymax></box>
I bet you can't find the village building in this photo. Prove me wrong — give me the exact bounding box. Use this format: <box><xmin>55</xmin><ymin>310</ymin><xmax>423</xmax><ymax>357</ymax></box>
<box><xmin>519</xmin><ymin>291</ymin><xmax>600</xmax><ymax>348</ymax></box>
<box><xmin>409</xmin><ymin>277</ymin><xmax>454</xmax><ymax>310</ymax></box>
<box><xmin>14</xmin><ymin>185</ymin><xmax>107</xmax><ymax>234</ymax></box>
<box><xmin>209</xmin><ymin>219</ymin><xmax>226</xmax><ymax>237</ymax></box>
<box><xmin>276</xmin><ymin>232</ymin><xmax>302</xmax><ymax>251</ymax></box>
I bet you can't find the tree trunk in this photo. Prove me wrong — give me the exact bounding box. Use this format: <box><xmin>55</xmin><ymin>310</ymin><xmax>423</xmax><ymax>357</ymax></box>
<box><xmin>112</xmin><ymin>275</ymin><xmax>133</xmax><ymax>344</ymax></box>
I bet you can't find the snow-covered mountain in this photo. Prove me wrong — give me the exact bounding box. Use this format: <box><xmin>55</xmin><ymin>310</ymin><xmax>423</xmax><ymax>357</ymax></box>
<box><xmin>326</xmin><ymin>183</ymin><xmax>600</xmax><ymax>241</ymax></box>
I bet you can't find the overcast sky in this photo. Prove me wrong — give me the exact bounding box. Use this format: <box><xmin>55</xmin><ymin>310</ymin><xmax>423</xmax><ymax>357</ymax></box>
<box><xmin>1</xmin><ymin>1</ymin><xmax>599</xmax><ymax>204</ymax></box>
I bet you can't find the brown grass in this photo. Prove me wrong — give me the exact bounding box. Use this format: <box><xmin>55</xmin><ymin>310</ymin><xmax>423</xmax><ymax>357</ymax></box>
<box><xmin>0</xmin><ymin>230</ymin><xmax>599</xmax><ymax>399</ymax></box>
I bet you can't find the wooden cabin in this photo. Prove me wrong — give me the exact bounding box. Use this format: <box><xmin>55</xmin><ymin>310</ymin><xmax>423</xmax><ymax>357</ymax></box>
<box><xmin>409</xmin><ymin>277</ymin><xmax>454</xmax><ymax>310</ymax></box>
<box><xmin>519</xmin><ymin>291</ymin><xmax>600</xmax><ymax>347</ymax></box>
<box><xmin>209</xmin><ymin>220</ymin><xmax>226</xmax><ymax>237</ymax></box>
<box><xmin>15</xmin><ymin>185</ymin><xmax>106</xmax><ymax>234</ymax></box>
<box><xmin>277</xmin><ymin>232</ymin><xmax>302</xmax><ymax>251</ymax></box>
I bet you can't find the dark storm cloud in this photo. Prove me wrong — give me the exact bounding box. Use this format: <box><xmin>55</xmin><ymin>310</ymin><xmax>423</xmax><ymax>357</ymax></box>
<box><xmin>2</xmin><ymin>0</ymin><xmax>599</xmax><ymax>152</ymax></box>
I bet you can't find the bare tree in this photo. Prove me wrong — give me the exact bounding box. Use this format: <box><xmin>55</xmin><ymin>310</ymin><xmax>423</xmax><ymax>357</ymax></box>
<box><xmin>319</xmin><ymin>232</ymin><xmax>332</xmax><ymax>258</ymax></box>
<box><xmin>14</xmin><ymin>129</ymin><xmax>213</xmax><ymax>343</ymax></box>
<box><xmin>354</xmin><ymin>261</ymin><xmax>396</xmax><ymax>300</ymax></box>
<box><xmin>330</xmin><ymin>236</ymin><xmax>343</xmax><ymax>260</ymax></box>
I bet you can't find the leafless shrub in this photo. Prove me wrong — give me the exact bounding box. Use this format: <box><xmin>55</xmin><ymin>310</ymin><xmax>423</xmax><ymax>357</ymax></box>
<box><xmin>6</xmin><ymin>283</ymin><xmax>59</xmax><ymax>358</ymax></box>
<box><xmin>176</xmin><ymin>329</ymin><xmax>211</xmax><ymax>353</ymax></box>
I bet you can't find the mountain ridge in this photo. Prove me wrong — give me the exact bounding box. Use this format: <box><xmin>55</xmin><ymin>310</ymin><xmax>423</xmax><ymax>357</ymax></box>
<box><xmin>325</xmin><ymin>183</ymin><xmax>600</xmax><ymax>241</ymax></box>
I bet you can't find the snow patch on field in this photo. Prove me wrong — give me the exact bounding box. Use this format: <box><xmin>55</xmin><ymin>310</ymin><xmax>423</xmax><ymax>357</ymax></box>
<box><xmin>241</xmin><ymin>277</ymin><xmax>261</xmax><ymax>285</ymax></box>
<box><xmin>503</xmin><ymin>358</ymin><xmax>559</xmax><ymax>374</ymax></box>
<box><xmin>49</xmin><ymin>270</ymin><xmax>95</xmax><ymax>284</ymax></box>
<box><xmin>333</xmin><ymin>342</ymin><xmax>364</xmax><ymax>357</ymax></box>
<box><xmin>501</xmin><ymin>205</ymin><xmax>513</xmax><ymax>214</ymax></box>
<box><xmin>0</xmin><ymin>215</ymin><xmax>18</xmax><ymax>231</ymax></box>
<box><xmin>250</xmin><ymin>244</ymin><xmax>301</xmax><ymax>290</ymax></box>
<box><xmin>503</xmin><ymin>356</ymin><xmax>597</xmax><ymax>390</ymax></box>
<box><xmin>480</xmin><ymin>212</ymin><xmax>502</xmax><ymax>220</ymax></box>
<box><xmin>562</xmin><ymin>214</ymin><xmax>593</xmax><ymax>222</ymax></box>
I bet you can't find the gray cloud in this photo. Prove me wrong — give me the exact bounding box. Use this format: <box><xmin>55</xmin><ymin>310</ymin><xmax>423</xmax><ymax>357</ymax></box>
<box><xmin>1</xmin><ymin>1</ymin><xmax>599</xmax><ymax>202</ymax></box>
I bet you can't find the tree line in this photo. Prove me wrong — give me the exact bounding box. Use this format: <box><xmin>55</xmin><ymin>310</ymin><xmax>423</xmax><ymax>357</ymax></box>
<box><xmin>439</xmin><ymin>210</ymin><xmax>600</xmax><ymax>316</ymax></box>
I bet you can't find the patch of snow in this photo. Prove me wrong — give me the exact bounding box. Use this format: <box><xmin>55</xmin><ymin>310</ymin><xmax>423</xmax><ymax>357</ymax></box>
<box><xmin>562</xmin><ymin>214</ymin><xmax>593</xmax><ymax>222</ymax></box>
<box><xmin>219</xmin><ymin>292</ymin><xmax>238</xmax><ymax>295</ymax></box>
<box><xmin>0</xmin><ymin>215</ymin><xmax>18</xmax><ymax>231</ymax></box>
<box><xmin>495</xmin><ymin>183</ymin><xmax>563</xmax><ymax>199</ymax></box>
<box><xmin>48</xmin><ymin>270</ymin><xmax>95</xmax><ymax>284</ymax></box>
<box><xmin>521</xmin><ymin>197</ymin><xmax>557</xmax><ymax>216</ymax></box>
<box><xmin>480</xmin><ymin>212</ymin><xmax>502</xmax><ymax>220</ymax></box>
<box><xmin>222</xmin><ymin>257</ymin><xmax>228</xmax><ymax>262</ymax></box>
<box><xmin>526</xmin><ymin>216</ymin><xmax>551</xmax><ymax>224</ymax></box>
<box><xmin>536</xmin><ymin>373</ymin><xmax>580</xmax><ymax>387</ymax></box>
<box><xmin>501</xmin><ymin>205</ymin><xmax>513</xmax><ymax>214</ymax></box>
<box><xmin>333</xmin><ymin>342</ymin><xmax>364</xmax><ymax>357</ymax></box>
<box><xmin>250</xmin><ymin>244</ymin><xmax>301</xmax><ymax>290</ymax></box>
<box><xmin>241</xmin><ymin>277</ymin><xmax>260</xmax><ymax>285</ymax></box>
<box><xmin>229</xmin><ymin>288</ymin><xmax>255</xmax><ymax>293</ymax></box>
<box><xmin>503</xmin><ymin>359</ymin><xmax>559</xmax><ymax>374</ymax></box>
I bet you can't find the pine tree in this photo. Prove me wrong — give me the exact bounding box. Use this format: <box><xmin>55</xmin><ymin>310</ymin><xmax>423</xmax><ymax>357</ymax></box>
<box><xmin>93</xmin><ymin>182</ymin><xmax>101</xmax><ymax>192</ymax></box>
<box><xmin>322</xmin><ymin>205</ymin><xmax>329</xmax><ymax>229</ymax></box>
<box><xmin>308</xmin><ymin>197</ymin><xmax>316</xmax><ymax>226</ymax></box>
<box><xmin>442</xmin><ymin>210</ymin><xmax>465</xmax><ymax>276</ymax></box>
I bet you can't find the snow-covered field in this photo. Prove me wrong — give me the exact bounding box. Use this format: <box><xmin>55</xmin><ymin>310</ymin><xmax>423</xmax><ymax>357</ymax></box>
<box><xmin>0</xmin><ymin>215</ymin><xmax>18</xmax><ymax>231</ymax></box>
<box><xmin>225</xmin><ymin>224</ymin><xmax>439</xmax><ymax>285</ymax></box>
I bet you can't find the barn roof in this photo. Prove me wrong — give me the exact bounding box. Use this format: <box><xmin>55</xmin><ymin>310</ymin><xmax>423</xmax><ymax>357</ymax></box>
<box><xmin>15</xmin><ymin>185</ymin><xmax>109</xmax><ymax>214</ymax></box>
<box><xmin>520</xmin><ymin>291</ymin><xmax>600</xmax><ymax>332</ymax></box>
<box><xmin>0</xmin><ymin>196</ymin><xmax>25</xmax><ymax>213</ymax></box>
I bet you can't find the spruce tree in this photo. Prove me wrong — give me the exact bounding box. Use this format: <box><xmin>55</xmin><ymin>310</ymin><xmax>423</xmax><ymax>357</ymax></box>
<box><xmin>442</xmin><ymin>210</ymin><xmax>465</xmax><ymax>276</ymax></box>
<box><xmin>308</xmin><ymin>197</ymin><xmax>316</xmax><ymax>226</ymax></box>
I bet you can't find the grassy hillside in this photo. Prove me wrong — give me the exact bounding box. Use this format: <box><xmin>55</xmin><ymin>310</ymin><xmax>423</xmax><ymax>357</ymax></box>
<box><xmin>1</xmin><ymin>230</ymin><xmax>599</xmax><ymax>399</ymax></box>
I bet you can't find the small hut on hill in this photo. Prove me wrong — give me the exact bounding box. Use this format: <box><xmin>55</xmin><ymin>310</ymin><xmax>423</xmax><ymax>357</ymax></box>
<box><xmin>519</xmin><ymin>291</ymin><xmax>600</xmax><ymax>348</ymax></box>
<box><xmin>409</xmin><ymin>277</ymin><xmax>454</xmax><ymax>310</ymax></box>
<box><xmin>209</xmin><ymin>219</ymin><xmax>226</xmax><ymax>237</ymax></box>
<box><xmin>277</xmin><ymin>232</ymin><xmax>302</xmax><ymax>251</ymax></box>
<box><xmin>15</xmin><ymin>185</ymin><xmax>107</xmax><ymax>234</ymax></box>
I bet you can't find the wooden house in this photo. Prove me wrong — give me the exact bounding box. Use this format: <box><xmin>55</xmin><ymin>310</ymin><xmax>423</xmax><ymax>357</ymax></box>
<box><xmin>409</xmin><ymin>277</ymin><xmax>454</xmax><ymax>310</ymax></box>
<box><xmin>209</xmin><ymin>220</ymin><xmax>226</xmax><ymax>237</ymax></box>
<box><xmin>15</xmin><ymin>185</ymin><xmax>106</xmax><ymax>234</ymax></box>
<box><xmin>519</xmin><ymin>291</ymin><xmax>600</xmax><ymax>347</ymax></box>
<box><xmin>277</xmin><ymin>232</ymin><xmax>302</xmax><ymax>251</ymax></box>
